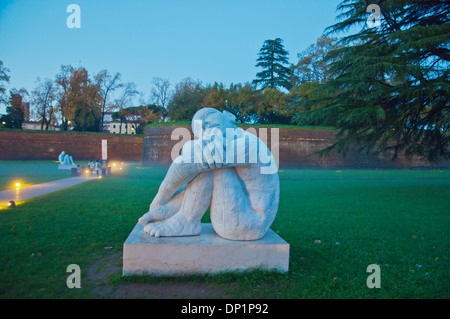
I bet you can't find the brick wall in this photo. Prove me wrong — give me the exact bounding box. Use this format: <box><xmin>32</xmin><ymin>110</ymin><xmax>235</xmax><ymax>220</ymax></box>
<box><xmin>140</xmin><ymin>125</ymin><xmax>450</xmax><ymax>169</ymax></box>
<box><xmin>1</xmin><ymin>127</ymin><xmax>448</xmax><ymax>169</ymax></box>
<box><xmin>0</xmin><ymin>130</ymin><xmax>143</xmax><ymax>161</ymax></box>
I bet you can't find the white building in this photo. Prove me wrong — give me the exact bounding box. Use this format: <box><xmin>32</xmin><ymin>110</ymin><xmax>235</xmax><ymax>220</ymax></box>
<box><xmin>108</xmin><ymin>121</ymin><xmax>138</xmax><ymax>134</ymax></box>
<box><xmin>22</xmin><ymin>121</ymin><xmax>60</xmax><ymax>131</ymax></box>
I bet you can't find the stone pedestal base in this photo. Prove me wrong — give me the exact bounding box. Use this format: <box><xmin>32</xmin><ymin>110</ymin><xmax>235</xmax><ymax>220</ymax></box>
<box><xmin>123</xmin><ymin>223</ymin><xmax>290</xmax><ymax>276</ymax></box>
<box><xmin>58</xmin><ymin>164</ymin><xmax>76</xmax><ymax>170</ymax></box>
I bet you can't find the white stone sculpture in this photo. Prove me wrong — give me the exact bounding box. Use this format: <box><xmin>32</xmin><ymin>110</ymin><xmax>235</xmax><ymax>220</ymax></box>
<box><xmin>58</xmin><ymin>151</ymin><xmax>76</xmax><ymax>169</ymax></box>
<box><xmin>138</xmin><ymin>108</ymin><xmax>279</xmax><ymax>241</ymax></box>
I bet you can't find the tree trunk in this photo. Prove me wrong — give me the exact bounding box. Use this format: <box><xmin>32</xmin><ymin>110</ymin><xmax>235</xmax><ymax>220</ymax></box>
<box><xmin>41</xmin><ymin>108</ymin><xmax>46</xmax><ymax>130</ymax></box>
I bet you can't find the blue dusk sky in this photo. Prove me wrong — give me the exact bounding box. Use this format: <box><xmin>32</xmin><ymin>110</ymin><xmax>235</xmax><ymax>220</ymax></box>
<box><xmin>0</xmin><ymin>0</ymin><xmax>348</xmax><ymax>113</ymax></box>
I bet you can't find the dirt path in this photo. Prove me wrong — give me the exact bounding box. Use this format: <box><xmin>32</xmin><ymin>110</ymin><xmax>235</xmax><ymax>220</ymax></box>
<box><xmin>85</xmin><ymin>251</ymin><xmax>231</xmax><ymax>299</ymax></box>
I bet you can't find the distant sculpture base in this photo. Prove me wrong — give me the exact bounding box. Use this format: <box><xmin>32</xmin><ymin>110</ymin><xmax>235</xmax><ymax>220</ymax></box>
<box><xmin>123</xmin><ymin>223</ymin><xmax>290</xmax><ymax>276</ymax></box>
<box><xmin>58</xmin><ymin>164</ymin><xmax>77</xmax><ymax>170</ymax></box>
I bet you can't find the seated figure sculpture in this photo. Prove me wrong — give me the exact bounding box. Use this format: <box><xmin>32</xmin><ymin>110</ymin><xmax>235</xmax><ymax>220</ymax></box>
<box><xmin>58</xmin><ymin>151</ymin><xmax>76</xmax><ymax>167</ymax></box>
<box><xmin>138</xmin><ymin>108</ymin><xmax>279</xmax><ymax>241</ymax></box>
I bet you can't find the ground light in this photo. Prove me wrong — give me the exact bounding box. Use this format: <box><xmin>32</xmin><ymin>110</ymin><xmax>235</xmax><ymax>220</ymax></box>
<box><xmin>8</xmin><ymin>201</ymin><xmax>15</xmax><ymax>208</ymax></box>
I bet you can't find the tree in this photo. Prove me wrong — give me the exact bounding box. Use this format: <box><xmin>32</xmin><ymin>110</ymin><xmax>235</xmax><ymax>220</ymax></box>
<box><xmin>202</xmin><ymin>82</ymin><xmax>298</xmax><ymax>124</ymax></box>
<box><xmin>150</xmin><ymin>77</ymin><xmax>172</xmax><ymax>110</ymax></box>
<box><xmin>112</xmin><ymin>81</ymin><xmax>139</xmax><ymax>133</ymax></box>
<box><xmin>288</xmin><ymin>82</ymin><xmax>324</xmax><ymax>114</ymax></box>
<box><xmin>0</xmin><ymin>60</ymin><xmax>10</xmax><ymax>106</ymax></box>
<box><xmin>253</xmin><ymin>38</ymin><xmax>292</xmax><ymax>91</ymax></box>
<box><xmin>295</xmin><ymin>0</ymin><xmax>450</xmax><ymax>162</ymax></box>
<box><xmin>202</xmin><ymin>82</ymin><xmax>260</xmax><ymax>123</ymax></box>
<box><xmin>293</xmin><ymin>35</ymin><xmax>340</xmax><ymax>85</ymax></box>
<box><xmin>202</xmin><ymin>82</ymin><xmax>227</xmax><ymax>111</ymax></box>
<box><xmin>96</xmin><ymin>70</ymin><xmax>122</xmax><ymax>131</ymax></box>
<box><xmin>167</xmin><ymin>78</ymin><xmax>209</xmax><ymax>121</ymax></box>
<box><xmin>2</xmin><ymin>88</ymin><xmax>28</xmax><ymax>129</ymax></box>
<box><xmin>55</xmin><ymin>65</ymin><xmax>75</xmax><ymax>131</ymax></box>
<box><xmin>255</xmin><ymin>88</ymin><xmax>291</xmax><ymax>124</ymax></box>
<box><xmin>288</xmin><ymin>35</ymin><xmax>341</xmax><ymax>116</ymax></box>
<box><xmin>147</xmin><ymin>104</ymin><xmax>167</xmax><ymax>123</ymax></box>
<box><xmin>232</xmin><ymin>83</ymin><xmax>263</xmax><ymax>123</ymax></box>
<box><xmin>55</xmin><ymin>65</ymin><xmax>106</xmax><ymax>131</ymax></box>
<box><xmin>69</xmin><ymin>67</ymin><xmax>102</xmax><ymax>132</ymax></box>
<box><xmin>113</xmin><ymin>105</ymin><xmax>162</xmax><ymax>134</ymax></box>
<box><xmin>31</xmin><ymin>78</ymin><xmax>57</xmax><ymax>130</ymax></box>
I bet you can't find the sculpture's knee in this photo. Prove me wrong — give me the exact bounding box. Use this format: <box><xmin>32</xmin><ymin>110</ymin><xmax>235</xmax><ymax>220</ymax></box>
<box><xmin>209</xmin><ymin>168</ymin><xmax>274</xmax><ymax>241</ymax></box>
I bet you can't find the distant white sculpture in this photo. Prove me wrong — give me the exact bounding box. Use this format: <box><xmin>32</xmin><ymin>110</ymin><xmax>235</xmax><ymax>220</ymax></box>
<box><xmin>58</xmin><ymin>151</ymin><xmax>76</xmax><ymax>169</ymax></box>
<box><xmin>138</xmin><ymin>108</ymin><xmax>279</xmax><ymax>241</ymax></box>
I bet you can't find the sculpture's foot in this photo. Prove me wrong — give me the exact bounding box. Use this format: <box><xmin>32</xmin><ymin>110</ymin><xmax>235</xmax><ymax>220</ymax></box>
<box><xmin>138</xmin><ymin>205</ymin><xmax>175</xmax><ymax>225</ymax></box>
<box><xmin>144</xmin><ymin>213</ymin><xmax>201</xmax><ymax>237</ymax></box>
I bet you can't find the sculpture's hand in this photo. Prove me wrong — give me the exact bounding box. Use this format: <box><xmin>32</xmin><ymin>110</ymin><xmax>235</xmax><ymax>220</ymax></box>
<box><xmin>202</xmin><ymin>135</ymin><xmax>224</xmax><ymax>169</ymax></box>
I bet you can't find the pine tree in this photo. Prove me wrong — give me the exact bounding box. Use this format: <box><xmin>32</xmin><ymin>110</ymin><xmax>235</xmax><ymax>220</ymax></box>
<box><xmin>295</xmin><ymin>0</ymin><xmax>450</xmax><ymax>162</ymax></box>
<box><xmin>5</xmin><ymin>89</ymin><xmax>27</xmax><ymax>129</ymax></box>
<box><xmin>253</xmin><ymin>38</ymin><xmax>292</xmax><ymax>91</ymax></box>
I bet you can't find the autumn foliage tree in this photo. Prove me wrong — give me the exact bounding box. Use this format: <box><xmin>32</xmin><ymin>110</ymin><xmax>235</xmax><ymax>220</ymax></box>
<box><xmin>68</xmin><ymin>67</ymin><xmax>102</xmax><ymax>132</ymax></box>
<box><xmin>293</xmin><ymin>35</ymin><xmax>340</xmax><ymax>85</ymax></box>
<box><xmin>290</xmin><ymin>35</ymin><xmax>341</xmax><ymax>113</ymax></box>
<box><xmin>54</xmin><ymin>65</ymin><xmax>75</xmax><ymax>130</ymax></box>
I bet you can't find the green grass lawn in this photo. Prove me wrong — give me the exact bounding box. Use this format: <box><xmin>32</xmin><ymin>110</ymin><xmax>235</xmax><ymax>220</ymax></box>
<box><xmin>0</xmin><ymin>162</ymin><xmax>448</xmax><ymax>298</ymax></box>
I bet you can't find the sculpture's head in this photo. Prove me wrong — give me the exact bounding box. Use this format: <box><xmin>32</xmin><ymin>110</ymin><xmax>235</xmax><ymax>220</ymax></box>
<box><xmin>192</xmin><ymin>108</ymin><xmax>237</xmax><ymax>138</ymax></box>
